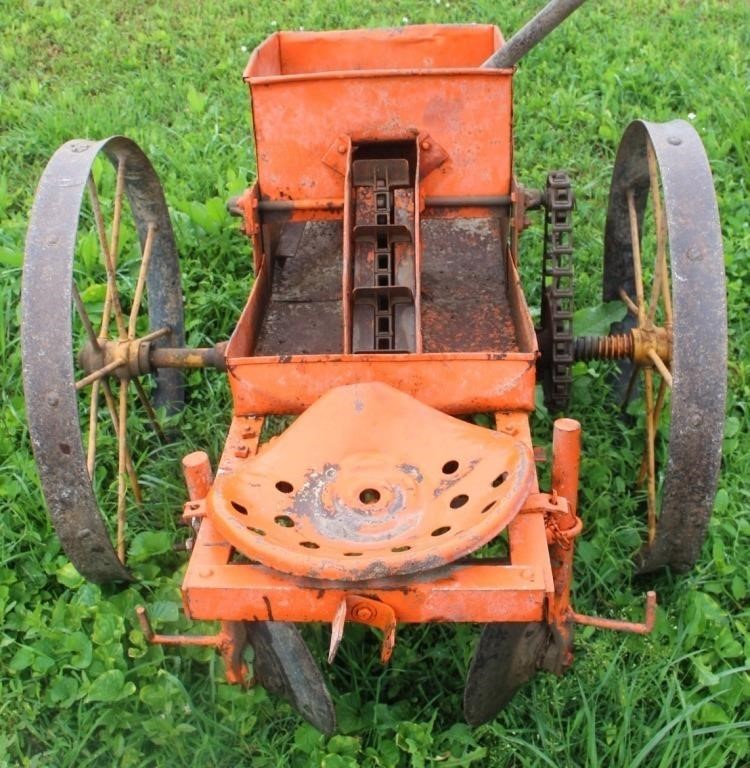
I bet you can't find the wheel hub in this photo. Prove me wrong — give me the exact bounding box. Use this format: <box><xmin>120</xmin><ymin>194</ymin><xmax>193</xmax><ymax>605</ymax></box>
<box><xmin>78</xmin><ymin>337</ymin><xmax>153</xmax><ymax>380</ymax></box>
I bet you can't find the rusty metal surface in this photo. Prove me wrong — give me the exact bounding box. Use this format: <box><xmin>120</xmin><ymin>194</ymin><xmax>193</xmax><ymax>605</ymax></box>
<box><xmin>209</xmin><ymin>382</ymin><xmax>534</xmax><ymax>580</ymax></box>
<box><xmin>21</xmin><ymin>137</ymin><xmax>184</xmax><ymax>582</ymax></box>
<box><xmin>275</xmin><ymin>221</ymin><xmax>307</xmax><ymax>259</ymax></box>
<box><xmin>421</xmin><ymin>217</ymin><xmax>518</xmax><ymax>352</ymax></box>
<box><xmin>463</xmin><ymin>622</ymin><xmax>549</xmax><ymax>725</ymax></box>
<box><xmin>255</xmin><ymin>221</ymin><xmax>343</xmax><ymax>355</ymax></box>
<box><xmin>602</xmin><ymin>119</ymin><xmax>727</xmax><ymax>573</ymax></box>
<box><xmin>149</xmin><ymin>342</ymin><xmax>227</xmax><ymax>371</ymax></box>
<box><xmin>245</xmin><ymin>25</ymin><xmax>513</xmax><ymax>202</ymax></box>
<box><xmin>536</xmin><ymin>172</ymin><xmax>574</xmax><ymax>411</ymax></box>
<box><xmin>255</xmin><ymin>302</ymin><xmax>343</xmax><ymax>356</ymax></box>
<box><xmin>272</xmin><ymin>222</ymin><xmax>343</xmax><ymax>301</ymax></box>
<box><xmin>570</xmin><ymin>591</ymin><xmax>657</xmax><ymax>635</ymax></box>
<box><xmin>328</xmin><ymin>594</ymin><xmax>397</xmax><ymax>663</ymax></box>
<box><xmin>351</xmin><ymin>157</ymin><xmax>417</xmax><ymax>353</ymax></box>
<box><xmin>245</xmin><ymin>621</ymin><xmax>336</xmax><ymax>735</ymax></box>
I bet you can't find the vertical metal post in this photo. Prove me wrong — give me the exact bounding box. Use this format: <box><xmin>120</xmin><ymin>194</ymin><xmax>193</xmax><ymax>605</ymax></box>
<box><xmin>551</xmin><ymin>418</ymin><xmax>581</xmax><ymax>521</ymax></box>
<box><xmin>182</xmin><ymin>451</ymin><xmax>213</xmax><ymax>501</ymax></box>
<box><xmin>547</xmin><ymin>418</ymin><xmax>582</xmax><ymax>670</ymax></box>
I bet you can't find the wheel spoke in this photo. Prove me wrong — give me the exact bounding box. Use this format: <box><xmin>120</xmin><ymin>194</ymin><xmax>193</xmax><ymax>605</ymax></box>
<box><xmin>646</xmin><ymin>142</ymin><xmax>673</xmax><ymax>326</ymax></box>
<box><xmin>637</xmin><ymin>370</ymin><xmax>669</xmax><ymax>472</ymax></box>
<box><xmin>86</xmin><ymin>380</ymin><xmax>100</xmax><ymax>478</ymax></box>
<box><xmin>109</xmin><ymin>159</ymin><xmax>128</xmax><ymax>341</ymax></box>
<box><xmin>637</xmin><ymin>373</ymin><xmax>668</xmax><ymax>482</ymax></box>
<box><xmin>618</xmin><ymin>286</ymin><xmax>640</xmax><ymax>318</ymax></box>
<box><xmin>626</xmin><ymin>188</ymin><xmax>647</xmax><ymax>327</ymax></box>
<box><xmin>87</xmin><ymin>173</ymin><xmax>127</xmax><ymax>341</ymax></box>
<box><xmin>133</xmin><ymin>377</ymin><xmax>167</xmax><ymax>443</ymax></box>
<box><xmin>86</xmin><ymin>173</ymin><xmax>111</xmax><ymax>334</ymax></box>
<box><xmin>72</xmin><ymin>282</ymin><xmax>101</xmax><ymax>351</ymax></box>
<box><xmin>128</xmin><ymin>222</ymin><xmax>156</xmax><ymax>340</ymax></box>
<box><xmin>646</xmin><ymin>349</ymin><xmax>673</xmax><ymax>388</ymax></box>
<box><xmin>652</xmin><ymin>376</ymin><xmax>668</xmax><ymax>430</ymax></box>
<box><xmin>138</xmin><ymin>326</ymin><xmax>171</xmax><ymax>344</ymax></box>
<box><xmin>116</xmin><ymin>379</ymin><xmax>129</xmax><ymax>562</ymax></box>
<box><xmin>101</xmin><ymin>379</ymin><xmax>142</xmax><ymax>505</ymax></box>
<box><xmin>643</xmin><ymin>368</ymin><xmax>657</xmax><ymax>543</ymax></box>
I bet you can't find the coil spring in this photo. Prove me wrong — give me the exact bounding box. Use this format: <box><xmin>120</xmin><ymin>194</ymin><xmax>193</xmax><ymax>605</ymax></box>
<box><xmin>574</xmin><ymin>333</ymin><xmax>633</xmax><ymax>361</ymax></box>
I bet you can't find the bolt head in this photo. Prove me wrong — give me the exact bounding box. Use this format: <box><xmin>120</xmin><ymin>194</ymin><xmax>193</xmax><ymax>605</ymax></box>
<box><xmin>352</xmin><ymin>604</ymin><xmax>375</xmax><ymax>621</ymax></box>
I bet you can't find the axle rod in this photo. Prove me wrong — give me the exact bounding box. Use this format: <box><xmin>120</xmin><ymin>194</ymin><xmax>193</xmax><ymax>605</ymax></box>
<box><xmin>574</xmin><ymin>327</ymin><xmax>671</xmax><ymax>368</ymax></box>
<box><xmin>78</xmin><ymin>338</ymin><xmax>227</xmax><ymax>380</ymax></box>
<box><xmin>150</xmin><ymin>343</ymin><xmax>227</xmax><ymax>371</ymax></box>
<box><xmin>574</xmin><ymin>333</ymin><xmax>633</xmax><ymax>361</ymax></box>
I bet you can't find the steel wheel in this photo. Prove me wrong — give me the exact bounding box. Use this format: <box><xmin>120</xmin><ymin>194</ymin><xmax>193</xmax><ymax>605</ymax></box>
<box><xmin>22</xmin><ymin>137</ymin><xmax>185</xmax><ymax>582</ymax></box>
<box><xmin>601</xmin><ymin>119</ymin><xmax>727</xmax><ymax>573</ymax></box>
<box><xmin>246</xmin><ymin>622</ymin><xmax>336</xmax><ymax>735</ymax></box>
<box><xmin>463</xmin><ymin>622</ymin><xmax>548</xmax><ymax>725</ymax></box>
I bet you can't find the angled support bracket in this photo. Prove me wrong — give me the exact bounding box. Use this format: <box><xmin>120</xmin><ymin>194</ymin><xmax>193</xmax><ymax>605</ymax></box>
<box><xmin>328</xmin><ymin>594</ymin><xmax>397</xmax><ymax>664</ymax></box>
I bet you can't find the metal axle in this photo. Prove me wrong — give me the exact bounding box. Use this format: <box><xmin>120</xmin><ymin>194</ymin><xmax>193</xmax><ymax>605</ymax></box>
<box><xmin>574</xmin><ymin>327</ymin><xmax>671</xmax><ymax>371</ymax></box>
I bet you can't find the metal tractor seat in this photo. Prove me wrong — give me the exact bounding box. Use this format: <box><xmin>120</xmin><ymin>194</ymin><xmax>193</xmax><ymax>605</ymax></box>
<box><xmin>209</xmin><ymin>382</ymin><xmax>535</xmax><ymax>581</ymax></box>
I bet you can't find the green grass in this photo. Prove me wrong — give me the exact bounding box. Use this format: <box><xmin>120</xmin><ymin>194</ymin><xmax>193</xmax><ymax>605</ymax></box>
<box><xmin>1</xmin><ymin>0</ymin><xmax>749</xmax><ymax>765</ymax></box>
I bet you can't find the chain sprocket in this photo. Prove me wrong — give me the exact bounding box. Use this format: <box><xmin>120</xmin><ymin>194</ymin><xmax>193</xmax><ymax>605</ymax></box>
<box><xmin>536</xmin><ymin>171</ymin><xmax>575</xmax><ymax>412</ymax></box>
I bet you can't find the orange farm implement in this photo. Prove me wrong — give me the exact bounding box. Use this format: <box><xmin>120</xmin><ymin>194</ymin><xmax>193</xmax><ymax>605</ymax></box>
<box><xmin>21</xmin><ymin>0</ymin><xmax>727</xmax><ymax>732</ymax></box>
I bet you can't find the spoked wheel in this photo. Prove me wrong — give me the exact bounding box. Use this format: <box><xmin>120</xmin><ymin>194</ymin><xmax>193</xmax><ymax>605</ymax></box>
<box><xmin>587</xmin><ymin>119</ymin><xmax>727</xmax><ymax>573</ymax></box>
<box><xmin>246</xmin><ymin>622</ymin><xmax>336</xmax><ymax>735</ymax></box>
<box><xmin>22</xmin><ymin>137</ymin><xmax>185</xmax><ymax>582</ymax></box>
<box><xmin>463</xmin><ymin>622</ymin><xmax>549</xmax><ymax>726</ymax></box>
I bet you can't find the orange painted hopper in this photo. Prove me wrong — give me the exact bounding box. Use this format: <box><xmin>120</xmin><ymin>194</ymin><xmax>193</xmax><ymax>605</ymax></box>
<box><xmin>244</xmin><ymin>25</ymin><xmax>513</xmax><ymax>202</ymax></box>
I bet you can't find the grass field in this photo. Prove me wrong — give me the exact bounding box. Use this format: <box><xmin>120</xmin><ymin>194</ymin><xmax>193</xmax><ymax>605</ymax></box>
<box><xmin>1</xmin><ymin>0</ymin><xmax>749</xmax><ymax>765</ymax></box>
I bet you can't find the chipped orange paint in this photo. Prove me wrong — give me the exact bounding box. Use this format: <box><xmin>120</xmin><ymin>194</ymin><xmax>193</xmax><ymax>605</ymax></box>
<box><xmin>244</xmin><ymin>25</ymin><xmax>513</xmax><ymax>204</ymax></box>
<box><xmin>209</xmin><ymin>382</ymin><xmax>535</xmax><ymax>581</ymax></box>
<box><xmin>181</xmin><ymin>408</ymin><xmax>555</xmax><ymax>629</ymax></box>
<box><xmin>183</xmin><ymin>516</ymin><xmax>550</xmax><ymax>625</ymax></box>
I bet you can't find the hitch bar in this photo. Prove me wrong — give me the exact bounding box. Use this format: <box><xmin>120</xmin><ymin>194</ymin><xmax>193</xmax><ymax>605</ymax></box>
<box><xmin>569</xmin><ymin>591</ymin><xmax>658</xmax><ymax>635</ymax></box>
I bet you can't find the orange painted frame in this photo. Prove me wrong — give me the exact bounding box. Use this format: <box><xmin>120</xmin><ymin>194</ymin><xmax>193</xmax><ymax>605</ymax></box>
<box><xmin>181</xmin><ymin>412</ymin><xmax>557</xmax><ymax>626</ymax></box>
<box><xmin>182</xmin><ymin>23</ymin><xmax>562</xmax><ymax>635</ymax></box>
<box><xmin>149</xmin><ymin>24</ymin><xmax>660</xmax><ymax>681</ymax></box>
